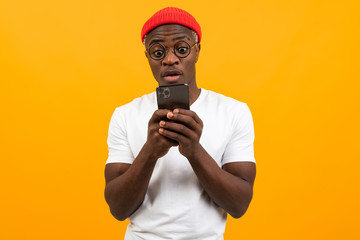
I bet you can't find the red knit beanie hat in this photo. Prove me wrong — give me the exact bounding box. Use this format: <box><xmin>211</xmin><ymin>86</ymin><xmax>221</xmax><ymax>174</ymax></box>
<box><xmin>141</xmin><ymin>7</ymin><xmax>202</xmax><ymax>44</ymax></box>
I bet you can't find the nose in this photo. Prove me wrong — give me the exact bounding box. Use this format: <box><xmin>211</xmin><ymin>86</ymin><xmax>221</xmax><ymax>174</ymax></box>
<box><xmin>162</xmin><ymin>49</ymin><xmax>179</xmax><ymax>66</ymax></box>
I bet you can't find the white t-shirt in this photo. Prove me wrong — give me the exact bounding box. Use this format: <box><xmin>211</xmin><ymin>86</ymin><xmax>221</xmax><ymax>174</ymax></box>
<box><xmin>106</xmin><ymin>89</ymin><xmax>255</xmax><ymax>240</ymax></box>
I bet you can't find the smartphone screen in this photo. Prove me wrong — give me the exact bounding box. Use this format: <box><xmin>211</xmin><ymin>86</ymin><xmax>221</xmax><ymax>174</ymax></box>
<box><xmin>156</xmin><ymin>84</ymin><xmax>189</xmax><ymax>110</ymax></box>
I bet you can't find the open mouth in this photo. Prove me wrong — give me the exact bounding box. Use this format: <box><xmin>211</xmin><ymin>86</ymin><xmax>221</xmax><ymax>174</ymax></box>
<box><xmin>162</xmin><ymin>70</ymin><xmax>182</xmax><ymax>82</ymax></box>
<box><xmin>164</xmin><ymin>75</ymin><xmax>181</xmax><ymax>82</ymax></box>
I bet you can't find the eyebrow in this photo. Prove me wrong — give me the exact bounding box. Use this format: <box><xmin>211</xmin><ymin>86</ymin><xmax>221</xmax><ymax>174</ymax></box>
<box><xmin>172</xmin><ymin>36</ymin><xmax>188</xmax><ymax>42</ymax></box>
<box><xmin>148</xmin><ymin>36</ymin><xmax>190</xmax><ymax>46</ymax></box>
<box><xmin>149</xmin><ymin>39</ymin><xmax>164</xmax><ymax>46</ymax></box>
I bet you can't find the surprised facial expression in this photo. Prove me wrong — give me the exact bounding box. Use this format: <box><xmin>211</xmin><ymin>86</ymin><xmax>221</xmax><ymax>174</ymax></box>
<box><xmin>145</xmin><ymin>24</ymin><xmax>200</xmax><ymax>87</ymax></box>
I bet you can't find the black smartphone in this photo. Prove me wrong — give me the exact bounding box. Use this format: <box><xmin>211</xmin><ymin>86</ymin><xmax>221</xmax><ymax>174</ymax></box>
<box><xmin>156</xmin><ymin>84</ymin><xmax>189</xmax><ymax>110</ymax></box>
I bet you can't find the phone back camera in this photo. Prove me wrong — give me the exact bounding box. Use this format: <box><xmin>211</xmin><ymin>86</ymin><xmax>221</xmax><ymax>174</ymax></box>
<box><xmin>159</xmin><ymin>87</ymin><xmax>170</xmax><ymax>98</ymax></box>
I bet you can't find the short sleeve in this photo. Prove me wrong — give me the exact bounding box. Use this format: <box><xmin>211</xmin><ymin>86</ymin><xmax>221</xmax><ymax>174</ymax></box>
<box><xmin>106</xmin><ymin>107</ymin><xmax>135</xmax><ymax>165</ymax></box>
<box><xmin>221</xmin><ymin>103</ymin><xmax>256</xmax><ymax>165</ymax></box>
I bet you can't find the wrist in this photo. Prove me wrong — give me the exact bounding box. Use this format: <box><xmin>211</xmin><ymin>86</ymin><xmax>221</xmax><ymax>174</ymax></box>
<box><xmin>185</xmin><ymin>143</ymin><xmax>204</xmax><ymax>161</ymax></box>
<box><xmin>140</xmin><ymin>142</ymin><xmax>160</xmax><ymax>163</ymax></box>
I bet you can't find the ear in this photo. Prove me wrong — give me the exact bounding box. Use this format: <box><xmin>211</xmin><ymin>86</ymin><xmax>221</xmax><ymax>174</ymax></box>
<box><xmin>195</xmin><ymin>44</ymin><xmax>201</xmax><ymax>63</ymax></box>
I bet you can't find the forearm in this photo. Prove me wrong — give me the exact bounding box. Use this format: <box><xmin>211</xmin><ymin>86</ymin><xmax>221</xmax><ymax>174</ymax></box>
<box><xmin>188</xmin><ymin>145</ymin><xmax>254</xmax><ymax>218</ymax></box>
<box><xmin>105</xmin><ymin>143</ymin><xmax>157</xmax><ymax>221</ymax></box>
<box><xmin>158</xmin><ymin>109</ymin><xmax>254</xmax><ymax>218</ymax></box>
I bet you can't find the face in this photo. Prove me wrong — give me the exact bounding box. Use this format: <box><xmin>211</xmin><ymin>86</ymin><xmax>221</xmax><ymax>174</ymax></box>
<box><xmin>145</xmin><ymin>24</ymin><xmax>200</xmax><ymax>87</ymax></box>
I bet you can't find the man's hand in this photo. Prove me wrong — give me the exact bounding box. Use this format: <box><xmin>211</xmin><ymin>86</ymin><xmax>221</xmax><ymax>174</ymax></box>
<box><xmin>158</xmin><ymin>108</ymin><xmax>203</xmax><ymax>158</ymax></box>
<box><xmin>146</xmin><ymin>109</ymin><xmax>179</xmax><ymax>159</ymax></box>
<box><xmin>105</xmin><ymin>109</ymin><xmax>180</xmax><ymax>221</ymax></box>
<box><xmin>158</xmin><ymin>109</ymin><xmax>255</xmax><ymax>219</ymax></box>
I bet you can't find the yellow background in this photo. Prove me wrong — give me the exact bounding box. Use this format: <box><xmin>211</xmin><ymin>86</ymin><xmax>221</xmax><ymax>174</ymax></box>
<box><xmin>1</xmin><ymin>0</ymin><xmax>359</xmax><ymax>239</ymax></box>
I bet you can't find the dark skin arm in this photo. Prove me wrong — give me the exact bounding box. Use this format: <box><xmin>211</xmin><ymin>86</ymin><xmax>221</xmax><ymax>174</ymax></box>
<box><xmin>104</xmin><ymin>109</ymin><xmax>177</xmax><ymax>221</ymax></box>
<box><xmin>159</xmin><ymin>109</ymin><xmax>256</xmax><ymax>218</ymax></box>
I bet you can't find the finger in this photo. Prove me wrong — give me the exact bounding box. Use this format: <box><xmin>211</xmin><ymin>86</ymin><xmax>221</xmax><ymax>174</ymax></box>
<box><xmin>152</xmin><ymin>126</ymin><xmax>179</xmax><ymax>147</ymax></box>
<box><xmin>166</xmin><ymin>111</ymin><xmax>200</xmax><ymax>133</ymax></box>
<box><xmin>159</xmin><ymin>120</ymin><xmax>197</xmax><ymax>139</ymax></box>
<box><xmin>173</xmin><ymin>109</ymin><xmax>203</xmax><ymax>126</ymax></box>
<box><xmin>149</xmin><ymin>109</ymin><xmax>172</xmax><ymax>123</ymax></box>
<box><xmin>159</xmin><ymin>128</ymin><xmax>189</xmax><ymax>144</ymax></box>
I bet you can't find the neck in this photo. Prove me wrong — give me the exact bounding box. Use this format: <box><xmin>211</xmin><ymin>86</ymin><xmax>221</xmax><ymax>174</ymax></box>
<box><xmin>189</xmin><ymin>83</ymin><xmax>201</xmax><ymax>106</ymax></box>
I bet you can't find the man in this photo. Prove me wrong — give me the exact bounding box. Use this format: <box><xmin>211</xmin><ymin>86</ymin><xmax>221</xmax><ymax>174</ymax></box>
<box><xmin>105</xmin><ymin>7</ymin><xmax>256</xmax><ymax>240</ymax></box>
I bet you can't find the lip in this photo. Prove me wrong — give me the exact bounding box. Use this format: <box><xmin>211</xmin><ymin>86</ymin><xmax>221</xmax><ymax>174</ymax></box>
<box><xmin>161</xmin><ymin>69</ymin><xmax>183</xmax><ymax>77</ymax></box>
<box><xmin>163</xmin><ymin>75</ymin><xmax>181</xmax><ymax>83</ymax></box>
<box><xmin>161</xmin><ymin>69</ymin><xmax>183</xmax><ymax>83</ymax></box>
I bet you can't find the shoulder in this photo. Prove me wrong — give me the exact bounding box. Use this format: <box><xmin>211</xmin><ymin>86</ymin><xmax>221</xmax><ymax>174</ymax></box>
<box><xmin>198</xmin><ymin>89</ymin><xmax>254</xmax><ymax>130</ymax></box>
<box><xmin>201</xmin><ymin>89</ymin><xmax>250</xmax><ymax>114</ymax></box>
<box><xmin>110</xmin><ymin>92</ymin><xmax>156</xmax><ymax>124</ymax></box>
<box><xmin>114</xmin><ymin>92</ymin><xmax>156</xmax><ymax>114</ymax></box>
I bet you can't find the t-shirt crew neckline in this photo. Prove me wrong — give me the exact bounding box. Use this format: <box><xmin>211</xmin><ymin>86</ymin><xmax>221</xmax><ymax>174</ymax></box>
<box><xmin>190</xmin><ymin>88</ymin><xmax>206</xmax><ymax>110</ymax></box>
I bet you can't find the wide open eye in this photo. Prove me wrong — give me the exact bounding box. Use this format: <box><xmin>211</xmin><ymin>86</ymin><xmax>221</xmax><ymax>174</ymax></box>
<box><xmin>175</xmin><ymin>41</ymin><xmax>191</xmax><ymax>57</ymax></box>
<box><xmin>149</xmin><ymin>44</ymin><xmax>166</xmax><ymax>59</ymax></box>
<box><xmin>177</xmin><ymin>47</ymin><xmax>188</xmax><ymax>55</ymax></box>
<box><xmin>153</xmin><ymin>50</ymin><xmax>164</xmax><ymax>58</ymax></box>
